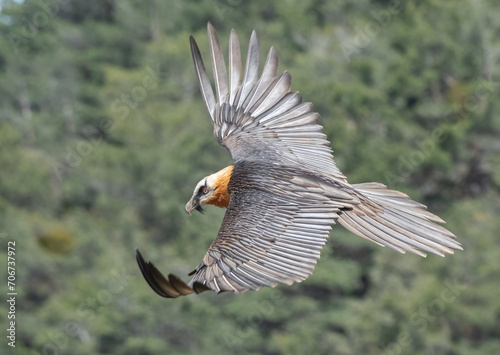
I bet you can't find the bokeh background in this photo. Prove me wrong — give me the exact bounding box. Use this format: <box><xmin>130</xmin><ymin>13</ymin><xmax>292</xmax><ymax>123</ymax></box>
<box><xmin>1</xmin><ymin>0</ymin><xmax>499</xmax><ymax>354</ymax></box>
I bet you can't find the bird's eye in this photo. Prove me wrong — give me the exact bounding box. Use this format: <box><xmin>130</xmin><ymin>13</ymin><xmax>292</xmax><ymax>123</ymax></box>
<box><xmin>202</xmin><ymin>188</ymin><xmax>209</xmax><ymax>194</ymax></box>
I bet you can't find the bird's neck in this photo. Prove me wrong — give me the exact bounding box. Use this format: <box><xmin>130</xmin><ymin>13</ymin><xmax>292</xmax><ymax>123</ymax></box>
<box><xmin>208</xmin><ymin>165</ymin><xmax>233</xmax><ymax>208</ymax></box>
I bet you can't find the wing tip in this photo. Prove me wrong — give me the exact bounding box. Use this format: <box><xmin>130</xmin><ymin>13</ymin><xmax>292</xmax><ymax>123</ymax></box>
<box><xmin>135</xmin><ymin>248</ymin><xmax>212</xmax><ymax>299</ymax></box>
<box><xmin>207</xmin><ymin>21</ymin><xmax>217</xmax><ymax>37</ymax></box>
<box><xmin>189</xmin><ymin>34</ymin><xmax>197</xmax><ymax>49</ymax></box>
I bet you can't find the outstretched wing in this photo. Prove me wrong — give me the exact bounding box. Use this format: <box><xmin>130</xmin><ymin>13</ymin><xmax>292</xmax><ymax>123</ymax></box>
<box><xmin>137</xmin><ymin>165</ymin><xmax>356</xmax><ymax>297</ymax></box>
<box><xmin>190</xmin><ymin>22</ymin><xmax>345</xmax><ymax>180</ymax></box>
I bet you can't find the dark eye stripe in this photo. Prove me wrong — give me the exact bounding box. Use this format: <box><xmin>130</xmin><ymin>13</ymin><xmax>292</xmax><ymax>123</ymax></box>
<box><xmin>198</xmin><ymin>178</ymin><xmax>209</xmax><ymax>195</ymax></box>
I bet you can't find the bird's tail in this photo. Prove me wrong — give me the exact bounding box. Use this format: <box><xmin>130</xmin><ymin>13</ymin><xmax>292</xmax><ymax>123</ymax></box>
<box><xmin>338</xmin><ymin>182</ymin><xmax>462</xmax><ymax>257</ymax></box>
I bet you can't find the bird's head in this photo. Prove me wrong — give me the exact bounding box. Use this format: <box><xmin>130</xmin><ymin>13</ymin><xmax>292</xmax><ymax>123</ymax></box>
<box><xmin>185</xmin><ymin>165</ymin><xmax>233</xmax><ymax>215</ymax></box>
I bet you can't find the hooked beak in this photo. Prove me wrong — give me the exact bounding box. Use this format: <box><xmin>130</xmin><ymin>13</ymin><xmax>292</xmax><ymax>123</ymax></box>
<box><xmin>185</xmin><ymin>198</ymin><xmax>203</xmax><ymax>215</ymax></box>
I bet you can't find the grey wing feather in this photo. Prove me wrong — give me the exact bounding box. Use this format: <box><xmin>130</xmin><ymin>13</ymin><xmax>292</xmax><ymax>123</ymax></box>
<box><xmin>251</xmin><ymin>71</ymin><xmax>292</xmax><ymax>117</ymax></box>
<box><xmin>228</xmin><ymin>29</ymin><xmax>242</xmax><ymax>106</ymax></box>
<box><xmin>243</xmin><ymin>47</ymin><xmax>278</xmax><ymax>113</ymax></box>
<box><xmin>208</xmin><ymin>22</ymin><xmax>229</xmax><ymax>103</ymax></box>
<box><xmin>236</xmin><ymin>30</ymin><xmax>260</xmax><ymax>108</ymax></box>
<box><xmin>190</xmin><ymin>36</ymin><xmax>216</xmax><ymax>121</ymax></box>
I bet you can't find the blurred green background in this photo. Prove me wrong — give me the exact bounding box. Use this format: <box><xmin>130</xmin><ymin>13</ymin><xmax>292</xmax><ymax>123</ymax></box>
<box><xmin>0</xmin><ymin>0</ymin><xmax>499</xmax><ymax>354</ymax></box>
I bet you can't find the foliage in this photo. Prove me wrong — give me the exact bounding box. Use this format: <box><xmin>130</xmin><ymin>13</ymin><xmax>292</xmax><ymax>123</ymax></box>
<box><xmin>0</xmin><ymin>0</ymin><xmax>499</xmax><ymax>354</ymax></box>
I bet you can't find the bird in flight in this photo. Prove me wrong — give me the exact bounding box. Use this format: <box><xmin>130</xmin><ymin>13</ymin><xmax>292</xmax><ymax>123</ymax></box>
<box><xmin>136</xmin><ymin>23</ymin><xmax>462</xmax><ymax>298</ymax></box>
